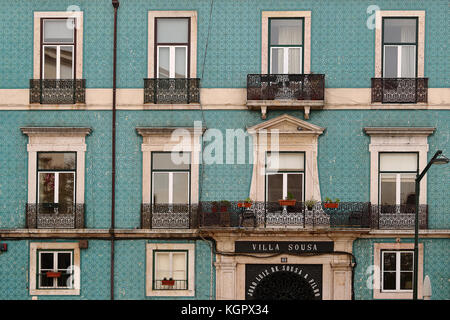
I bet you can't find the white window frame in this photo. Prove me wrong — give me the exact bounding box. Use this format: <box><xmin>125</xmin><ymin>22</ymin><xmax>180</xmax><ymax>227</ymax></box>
<box><xmin>38</xmin><ymin>250</ymin><xmax>74</xmax><ymax>289</ymax></box>
<box><xmin>37</xmin><ymin>171</ymin><xmax>76</xmax><ymax>204</ymax></box>
<box><xmin>148</xmin><ymin>11</ymin><xmax>197</xmax><ymax>79</ymax></box>
<box><xmin>382</xmin><ymin>44</ymin><xmax>416</xmax><ymax>78</ymax></box>
<box><xmin>30</xmin><ymin>242</ymin><xmax>81</xmax><ymax>296</ymax></box>
<box><xmin>146</xmin><ymin>243</ymin><xmax>195</xmax><ymax>297</ymax></box>
<box><xmin>265</xmin><ymin>172</ymin><xmax>304</xmax><ymax>201</ymax></box>
<box><xmin>42</xmin><ymin>45</ymin><xmax>75</xmax><ymax>80</ymax></box>
<box><xmin>157</xmin><ymin>45</ymin><xmax>188</xmax><ymax>79</ymax></box>
<box><xmin>373</xmin><ymin>243</ymin><xmax>423</xmax><ymax>299</ymax></box>
<box><xmin>381</xmin><ymin>250</ymin><xmax>414</xmax><ymax>293</ymax></box>
<box><xmin>154</xmin><ymin>251</ymin><xmax>188</xmax><ymax>290</ymax></box>
<box><xmin>34</xmin><ymin>12</ymin><xmax>83</xmax><ymax>80</ymax></box>
<box><xmin>269</xmin><ymin>47</ymin><xmax>303</xmax><ymax>74</ymax></box>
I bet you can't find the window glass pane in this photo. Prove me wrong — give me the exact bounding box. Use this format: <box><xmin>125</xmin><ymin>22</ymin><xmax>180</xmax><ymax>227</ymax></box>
<box><xmin>153</xmin><ymin>153</ymin><xmax>190</xmax><ymax>170</ymax></box>
<box><xmin>384</xmin><ymin>18</ymin><xmax>416</xmax><ymax>43</ymax></box>
<box><xmin>383</xmin><ymin>252</ymin><xmax>396</xmax><ymax>271</ymax></box>
<box><xmin>40</xmin><ymin>252</ymin><xmax>54</xmax><ymax>270</ymax></box>
<box><xmin>60</xmin><ymin>46</ymin><xmax>73</xmax><ymax>79</ymax></box>
<box><xmin>400</xmin><ymin>252</ymin><xmax>413</xmax><ymax>271</ymax></box>
<box><xmin>380</xmin><ymin>173</ymin><xmax>396</xmax><ymax>205</ymax></box>
<box><xmin>40</xmin><ymin>274</ymin><xmax>54</xmax><ymax>287</ymax></box>
<box><xmin>288</xmin><ymin>48</ymin><xmax>302</xmax><ymax>74</ymax></box>
<box><xmin>175</xmin><ymin>47</ymin><xmax>187</xmax><ymax>78</ymax></box>
<box><xmin>267</xmin><ymin>174</ymin><xmax>283</xmax><ymax>202</ymax></box>
<box><xmin>38</xmin><ymin>153</ymin><xmax>76</xmax><ymax>170</ymax></box>
<box><xmin>383</xmin><ymin>272</ymin><xmax>396</xmax><ymax>290</ymax></box>
<box><xmin>267</xmin><ymin>153</ymin><xmax>304</xmax><ymax>171</ymax></box>
<box><xmin>57</xmin><ymin>252</ymin><xmax>72</xmax><ymax>270</ymax></box>
<box><xmin>270</xmin><ymin>19</ymin><xmax>302</xmax><ymax>45</ymax></box>
<box><xmin>44</xmin><ymin>46</ymin><xmax>57</xmax><ymax>79</ymax></box>
<box><xmin>39</xmin><ymin>172</ymin><xmax>55</xmax><ymax>204</ymax></box>
<box><xmin>172</xmin><ymin>253</ymin><xmax>186</xmax><ymax>280</ymax></box>
<box><xmin>287</xmin><ymin>173</ymin><xmax>302</xmax><ymax>201</ymax></box>
<box><xmin>155</xmin><ymin>252</ymin><xmax>170</xmax><ymax>279</ymax></box>
<box><xmin>400</xmin><ymin>272</ymin><xmax>413</xmax><ymax>290</ymax></box>
<box><xmin>380</xmin><ymin>153</ymin><xmax>417</xmax><ymax>172</ymax></box>
<box><xmin>43</xmin><ymin>19</ymin><xmax>74</xmax><ymax>43</ymax></box>
<box><xmin>172</xmin><ymin>173</ymin><xmax>189</xmax><ymax>204</ymax></box>
<box><xmin>400</xmin><ymin>174</ymin><xmax>416</xmax><ymax>206</ymax></box>
<box><xmin>384</xmin><ymin>46</ymin><xmax>398</xmax><ymax>78</ymax></box>
<box><xmin>271</xmin><ymin>48</ymin><xmax>284</xmax><ymax>73</ymax></box>
<box><xmin>157</xmin><ymin>18</ymin><xmax>189</xmax><ymax>43</ymax></box>
<box><xmin>158</xmin><ymin>47</ymin><xmax>170</xmax><ymax>78</ymax></box>
<box><xmin>401</xmin><ymin>45</ymin><xmax>416</xmax><ymax>77</ymax></box>
<box><xmin>59</xmin><ymin>173</ymin><xmax>75</xmax><ymax>209</ymax></box>
<box><xmin>58</xmin><ymin>273</ymin><xmax>71</xmax><ymax>288</ymax></box>
<box><xmin>153</xmin><ymin>173</ymin><xmax>169</xmax><ymax>204</ymax></box>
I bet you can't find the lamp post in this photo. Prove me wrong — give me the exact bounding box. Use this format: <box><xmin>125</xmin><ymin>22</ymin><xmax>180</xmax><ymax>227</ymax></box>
<box><xmin>413</xmin><ymin>150</ymin><xmax>448</xmax><ymax>300</ymax></box>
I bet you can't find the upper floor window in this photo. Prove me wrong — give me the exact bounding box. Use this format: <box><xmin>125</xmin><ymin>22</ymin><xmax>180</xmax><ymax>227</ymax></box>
<box><xmin>382</xmin><ymin>18</ymin><xmax>417</xmax><ymax>78</ymax></box>
<box><xmin>379</xmin><ymin>152</ymin><xmax>418</xmax><ymax>210</ymax></box>
<box><xmin>152</xmin><ymin>152</ymin><xmax>190</xmax><ymax>205</ymax></box>
<box><xmin>37</xmin><ymin>152</ymin><xmax>76</xmax><ymax>214</ymax></box>
<box><xmin>266</xmin><ymin>152</ymin><xmax>305</xmax><ymax>202</ymax></box>
<box><xmin>269</xmin><ymin>18</ymin><xmax>303</xmax><ymax>74</ymax></box>
<box><xmin>155</xmin><ymin>18</ymin><xmax>190</xmax><ymax>78</ymax></box>
<box><xmin>41</xmin><ymin>18</ymin><xmax>76</xmax><ymax>79</ymax></box>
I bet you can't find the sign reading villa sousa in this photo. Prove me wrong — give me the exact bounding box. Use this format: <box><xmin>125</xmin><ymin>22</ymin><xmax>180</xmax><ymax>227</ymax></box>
<box><xmin>235</xmin><ymin>241</ymin><xmax>334</xmax><ymax>254</ymax></box>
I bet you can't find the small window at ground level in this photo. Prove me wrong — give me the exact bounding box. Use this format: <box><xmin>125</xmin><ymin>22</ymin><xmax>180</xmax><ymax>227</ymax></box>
<box><xmin>381</xmin><ymin>250</ymin><xmax>414</xmax><ymax>292</ymax></box>
<box><xmin>38</xmin><ymin>250</ymin><xmax>74</xmax><ymax>289</ymax></box>
<box><xmin>153</xmin><ymin>251</ymin><xmax>188</xmax><ymax>290</ymax></box>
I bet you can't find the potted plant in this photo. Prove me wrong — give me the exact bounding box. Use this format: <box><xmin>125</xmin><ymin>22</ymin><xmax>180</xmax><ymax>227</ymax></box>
<box><xmin>211</xmin><ymin>201</ymin><xmax>219</xmax><ymax>213</ymax></box>
<box><xmin>279</xmin><ymin>192</ymin><xmax>297</xmax><ymax>207</ymax></box>
<box><xmin>219</xmin><ymin>200</ymin><xmax>231</xmax><ymax>212</ymax></box>
<box><xmin>46</xmin><ymin>271</ymin><xmax>61</xmax><ymax>278</ymax></box>
<box><xmin>161</xmin><ymin>277</ymin><xmax>175</xmax><ymax>286</ymax></box>
<box><xmin>305</xmin><ymin>199</ymin><xmax>317</xmax><ymax>210</ymax></box>
<box><xmin>323</xmin><ymin>197</ymin><xmax>340</xmax><ymax>208</ymax></box>
<box><xmin>238</xmin><ymin>197</ymin><xmax>253</xmax><ymax>208</ymax></box>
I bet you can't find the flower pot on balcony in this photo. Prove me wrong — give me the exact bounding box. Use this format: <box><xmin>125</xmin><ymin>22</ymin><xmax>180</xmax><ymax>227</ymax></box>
<box><xmin>46</xmin><ymin>272</ymin><xmax>61</xmax><ymax>278</ymax></box>
<box><xmin>324</xmin><ymin>203</ymin><xmax>339</xmax><ymax>209</ymax></box>
<box><xmin>279</xmin><ymin>199</ymin><xmax>297</xmax><ymax>207</ymax></box>
<box><xmin>162</xmin><ymin>279</ymin><xmax>175</xmax><ymax>286</ymax></box>
<box><xmin>238</xmin><ymin>202</ymin><xmax>252</xmax><ymax>208</ymax></box>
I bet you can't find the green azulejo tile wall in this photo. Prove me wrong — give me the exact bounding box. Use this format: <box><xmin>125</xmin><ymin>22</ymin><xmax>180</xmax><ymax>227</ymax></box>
<box><xmin>0</xmin><ymin>239</ymin><xmax>215</xmax><ymax>300</ymax></box>
<box><xmin>353</xmin><ymin>238</ymin><xmax>450</xmax><ymax>300</ymax></box>
<box><xmin>0</xmin><ymin>0</ymin><xmax>448</xmax><ymax>89</ymax></box>
<box><xmin>0</xmin><ymin>109</ymin><xmax>448</xmax><ymax>229</ymax></box>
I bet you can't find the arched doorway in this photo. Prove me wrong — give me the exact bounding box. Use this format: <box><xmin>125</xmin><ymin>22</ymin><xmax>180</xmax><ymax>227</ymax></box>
<box><xmin>252</xmin><ymin>271</ymin><xmax>315</xmax><ymax>300</ymax></box>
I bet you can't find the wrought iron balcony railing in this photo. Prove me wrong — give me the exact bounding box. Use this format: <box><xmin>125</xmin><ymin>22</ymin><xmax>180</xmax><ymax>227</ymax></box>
<box><xmin>153</xmin><ymin>279</ymin><xmax>188</xmax><ymax>290</ymax></box>
<box><xmin>141</xmin><ymin>202</ymin><xmax>428</xmax><ymax>230</ymax></box>
<box><xmin>247</xmin><ymin>74</ymin><xmax>325</xmax><ymax>101</ymax></box>
<box><xmin>143</xmin><ymin>78</ymin><xmax>200</xmax><ymax>104</ymax></box>
<box><xmin>370</xmin><ymin>204</ymin><xmax>428</xmax><ymax>230</ymax></box>
<box><xmin>26</xmin><ymin>203</ymin><xmax>85</xmax><ymax>229</ymax></box>
<box><xmin>30</xmin><ymin>79</ymin><xmax>86</xmax><ymax>104</ymax></box>
<box><xmin>371</xmin><ymin>78</ymin><xmax>428</xmax><ymax>103</ymax></box>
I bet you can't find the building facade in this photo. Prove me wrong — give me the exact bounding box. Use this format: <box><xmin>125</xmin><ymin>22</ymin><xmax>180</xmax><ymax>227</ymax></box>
<box><xmin>0</xmin><ymin>0</ymin><xmax>448</xmax><ymax>300</ymax></box>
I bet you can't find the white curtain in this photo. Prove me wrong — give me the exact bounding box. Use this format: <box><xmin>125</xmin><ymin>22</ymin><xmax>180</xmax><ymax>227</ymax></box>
<box><xmin>400</xmin><ymin>25</ymin><xmax>416</xmax><ymax>77</ymax></box>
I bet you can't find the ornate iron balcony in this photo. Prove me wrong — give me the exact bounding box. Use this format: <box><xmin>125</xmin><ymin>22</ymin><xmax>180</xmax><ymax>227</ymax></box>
<box><xmin>26</xmin><ymin>203</ymin><xmax>85</xmax><ymax>229</ymax></box>
<box><xmin>371</xmin><ymin>78</ymin><xmax>428</xmax><ymax>103</ymax></box>
<box><xmin>140</xmin><ymin>202</ymin><xmax>428</xmax><ymax>230</ymax></box>
<box><xmin>247</xmin><ymin>74</ymin><xmax>325</xmax><ymax>101</ymax></box>
<box><xmin>30</xmin><ymin>79</ymin><xmax>86</xmax><ymax>104</ymax></box>
<box><xmin>370</xmin><ymin>204</ymin><xmax>428</xmax><ymax>230</ymax></box>
<box><xmin>153</xmin><ymin>279</ymin><xmax>188</xmax><ymax>290</ymax></box>
<box><xmin>143</xmin><ymin>78</ymin><xmax>200</xmax><ymax>104</ymax></box>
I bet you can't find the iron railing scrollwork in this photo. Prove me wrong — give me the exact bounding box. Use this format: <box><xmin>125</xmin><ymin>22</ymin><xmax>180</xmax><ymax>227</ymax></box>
<box><xmin>153</xmin><ymin>279</ymin><xmax>188</xmax><ymax>290</ymax></box>
<box><xmin>26</xmin><ymin>203</ymin><xmax>85</xmax><ymax>229</ymax></box>
<box><xmin>143</xmin><ymin>78</ymin><xmax>200</xmax><ymax>104</ymax></box>
<box><xmin>140</xmin><ymin>202</ymin><xmax>428</xmax><ymax>230</ymax></box>
<box><xmin>30</xmin><ymin>79</ymin><xmax>86</xmax><ymax>104</ymax></box>
<box><xmin>247</xmin><ymin>74</ymin><xmax>325</xmax><ymax>101</ymax></box>
<box><xmin>371</xmin><ymin>78</ymin><xmax>428</xmax><ymax>103</ymax></box>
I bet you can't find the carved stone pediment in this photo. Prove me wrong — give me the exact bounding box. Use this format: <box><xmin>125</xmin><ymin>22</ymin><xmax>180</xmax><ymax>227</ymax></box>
<box><xmin>247</xmin><ymin>114</ymin><xmax>325</xmax><ymax>135</ymax></box>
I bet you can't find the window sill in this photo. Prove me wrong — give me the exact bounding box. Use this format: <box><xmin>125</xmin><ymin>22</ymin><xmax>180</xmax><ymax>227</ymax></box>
<box><xmin>29</xmin><ymin>288</ymin><xmax>80</xmax><ymax>296</ymax></box>
<box><xmin>146</xmin><ymin>289</ymin><xmax>195</xmax><ymax>297</ymax></box>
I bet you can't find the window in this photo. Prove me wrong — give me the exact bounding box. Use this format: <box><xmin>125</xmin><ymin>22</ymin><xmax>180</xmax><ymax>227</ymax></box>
<box><xmin>381</xmin><ymin>250</ymin><xmax>414</xmax><ymax>292</ymax></box>
<box><xmin>146</xmin><ymin>243</ymin><xmax>195</xmax><ymax>296</ymax></box>
<box><xmin>41</xmin><ymin>18</ymin><xmax>76</xmax><ymax>79</ymax></box>
<box><xmin>155</xmin><ymin>18</ymin><xmax>189</xmax><ymax>78</ymax></box>
<box><xmin>382</xmin><ymin>18</ymin><xmax>417</xmax><ymax>78</ymax></box>
<box><xmin>379</xmin><ymin>153</ymin><xmax>418</xmax><ymax>211</ymax></box>
<box><xmin>153</xmin><ymin>251</ymin><xmax>188</xmax><ymax>290</ymax></box>
<box><xmin>266</xmin><ymin>152</ymin><xmax>304</xmax><ymax>202</ymax></box>
<box><xmin>151</xmin><ymin>152</ymin><xmax>190</xmax><ymax>205</ymax></box>
<box><xmin>37</xmin><ymin>250</ymin><xmax>74</xmax><ymax>289</ymax></box>
<box><xmin>37</xmin><ymin>152</ymin><xmax>76</xmax><ymax>214</ymax></box>
<box><xmin>269</xmin><ymin>18</ymin><xmax>303</xmax><ymax>74</ymax></box>
<box><xmin>29</xmin><ymin>242</ymin><xmax>81</xmax><ymax>295</ymax></box>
